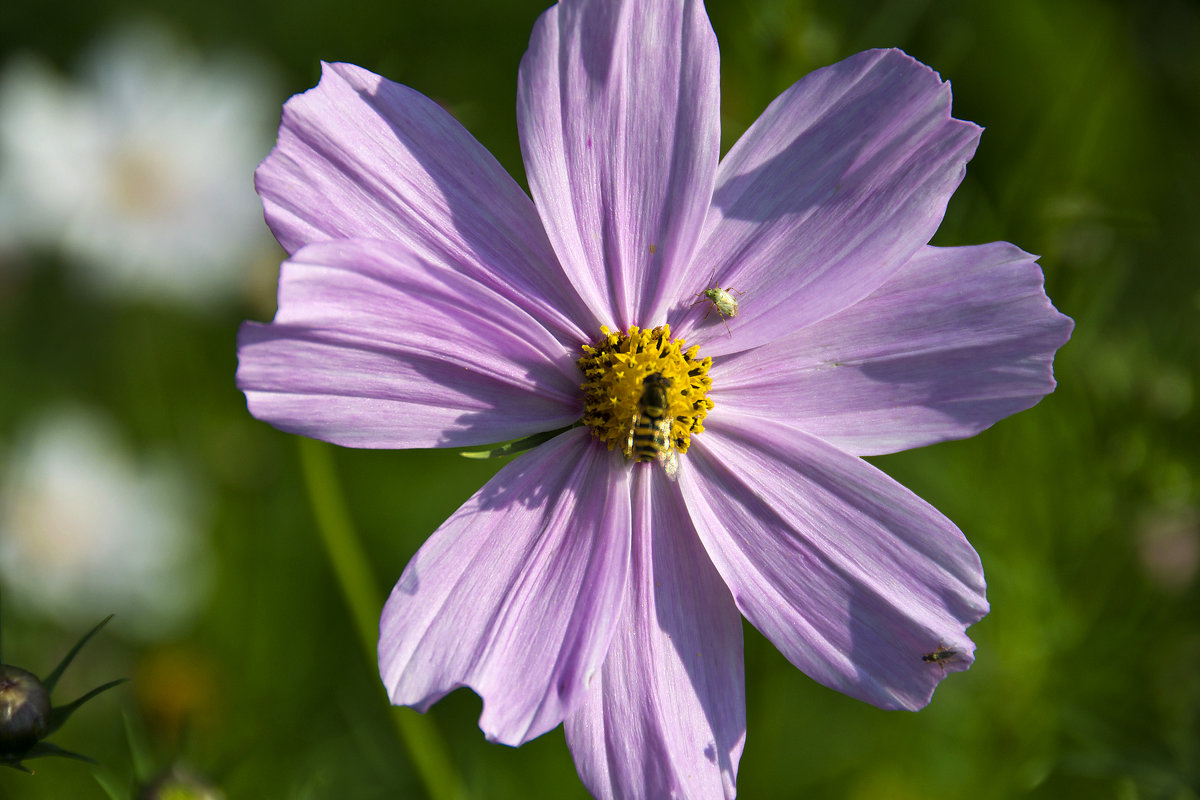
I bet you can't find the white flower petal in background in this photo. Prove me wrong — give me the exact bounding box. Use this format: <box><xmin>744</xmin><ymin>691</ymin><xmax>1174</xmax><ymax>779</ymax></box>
<box><xmin>0</xmin><ymin>22</ymin><xmax>276</xmax><ymax>308</ymax></box>
<box><xmin>0</xmin><ymin>408</ymin><xmax>213</xmax><ymax>639</ymax></box>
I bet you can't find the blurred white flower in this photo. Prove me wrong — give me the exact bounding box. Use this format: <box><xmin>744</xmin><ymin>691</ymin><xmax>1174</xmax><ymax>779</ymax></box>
<box><xmin>0</xmin><ymin>23</ymin><xmax>276</xmax><ymax>307</ymax></box>
<box><xmin>0</xmin><ymin>409</ymin><xmax>212</xmax><ymax>639</ymax></box>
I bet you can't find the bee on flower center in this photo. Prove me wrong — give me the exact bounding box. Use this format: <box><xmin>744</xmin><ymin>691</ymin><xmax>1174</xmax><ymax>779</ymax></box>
<box><xmin>692</xmin><ymin>277</ymin><xmax>743</xmax><ymax>337</ymax></box>
<box><xmin>627</xmin><ymin>372</ymin><xmax>680</xmax><ymax>482</ymax></box>
<box><xmin>921</xmin><ymin>643</ymin><xmax>960</xmax><ymax>671</ymax></box>
<box><xmin>578</xmin><ymin>325</ymin><xmax>711</xmax><ymax>476</ymax></box>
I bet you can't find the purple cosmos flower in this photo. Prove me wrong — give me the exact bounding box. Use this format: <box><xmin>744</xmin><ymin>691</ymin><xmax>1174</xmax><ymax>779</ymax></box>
<box><xmin>237</xmin><ymin>0</ymin><xmax>1072</xmax><ymax>796</ymax></box>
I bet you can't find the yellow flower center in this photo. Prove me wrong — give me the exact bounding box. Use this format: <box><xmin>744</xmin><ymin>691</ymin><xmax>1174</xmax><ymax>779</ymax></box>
<box><xmin>577</xmin><ymin>325</ymin><xmax>713</xmax><ymax>460</ymax></box>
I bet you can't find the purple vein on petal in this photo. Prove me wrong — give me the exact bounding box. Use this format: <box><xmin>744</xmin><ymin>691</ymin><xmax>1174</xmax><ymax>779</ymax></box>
<box><xmin>711</xmin><ymin>242</ymin><xmax>1074</xmax><ymax>455</ymax></box>
<box><xmin>681</xmin><ymin>417</ymin><xmax>987</xmax><ymax>710</ymax></box>
<box><xmin>518</xmin><ymin>0</ymin><xmax>720</xmax><ymax>329</ymax></box>
<box><xmin>256</xmin><ymin>60</ymin><xmax>598</xmax><ymax>342</ymax></box>
<box><xmin>379</xmin><ymin>428</ymin><xmax>632</xmax><ymax>746</ymax></box>
<box><xmin>680</xmin><ymin>49</ymin><xmax>981</xmax><ymax>355</ymax></box>
<box><xmin>237</xmin><ymin>238</ymin><xmax>583</xmax><ymax>449</ymax></box>
<box><xmin>565</xmin><ymin>467</ymin><xmax>744</xmax><ymax>800</ymax></box>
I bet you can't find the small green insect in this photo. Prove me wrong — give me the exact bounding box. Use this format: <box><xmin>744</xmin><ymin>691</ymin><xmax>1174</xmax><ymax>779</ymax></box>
<box><xmin>626</xmin><ymin>372</ymin><xmax>680</xmax><ymax>481</ymax></box>
<box><xmin>921</xmin><ymin>643</ymin><xmax>961</xmax><ymax>671</ymax></box>
<box><xmin>692</xmin><ymin>277</ymin><xmax>743</xmax><ymax>336</ymax></box>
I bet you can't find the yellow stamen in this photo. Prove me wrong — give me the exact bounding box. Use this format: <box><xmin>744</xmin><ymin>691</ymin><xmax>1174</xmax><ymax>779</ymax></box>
<box><xmin>577</xmin><ymin>325</ymin><xmax>713</xmax><ymax>459</ymax></box>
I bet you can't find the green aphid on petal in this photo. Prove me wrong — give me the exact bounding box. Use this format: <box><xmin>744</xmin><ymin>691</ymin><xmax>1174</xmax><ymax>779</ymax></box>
<box><xmin>692</xmin><ymin>277</ymin><xmax>744</xmax><ymax>337</ymax></box>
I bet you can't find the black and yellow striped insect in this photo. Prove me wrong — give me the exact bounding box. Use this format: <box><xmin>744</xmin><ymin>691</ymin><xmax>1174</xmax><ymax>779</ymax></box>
<box><xmin>627</xmin><ymin>372</ymin><xmax>680</xmax><ymax>481</ymax></box>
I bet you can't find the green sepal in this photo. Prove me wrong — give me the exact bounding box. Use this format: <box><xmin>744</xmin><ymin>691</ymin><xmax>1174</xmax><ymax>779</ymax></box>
<box><xmin>458</xmin><ymin>424</ymin><xmax>579</xmax><ymax>460</ymax></box>
<box><xmin>43</xmin><ymin>615</ymin><xmax>114</xmax><ymax>693</ymax></box>
<box><xmin>93</xmin><ymin>769</ymin><xmax>131</xmax><ymax>800</ymax></box>
<box><xmin>0</xmin><ymin>740</ymin><xmax>97</xmax><ymax>771</ymax></box>
<box><xmin>45</xmin><ymin>678</ymin><xmax>127</xmax><ymax>736</ymax></box>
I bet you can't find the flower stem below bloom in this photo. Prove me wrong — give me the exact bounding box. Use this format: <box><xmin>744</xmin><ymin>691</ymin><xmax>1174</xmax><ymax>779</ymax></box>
<box><xmin>297</xmin><ymin>438</ymin><xmax>464</xmax><ymax>800</ymax></box>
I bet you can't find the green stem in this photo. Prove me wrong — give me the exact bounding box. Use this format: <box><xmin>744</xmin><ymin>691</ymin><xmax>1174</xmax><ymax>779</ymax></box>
<box><xmin>297</xmin><ymin>437</ymin><xmax>464</xmax><ymax>800</ymax></box>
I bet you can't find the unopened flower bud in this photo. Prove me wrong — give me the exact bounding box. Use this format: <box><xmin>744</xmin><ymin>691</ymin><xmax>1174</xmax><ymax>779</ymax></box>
<box><xmin>0</xmin><ymin>665</ymin><xmax>51</xmax><ymax>752</ymax></box>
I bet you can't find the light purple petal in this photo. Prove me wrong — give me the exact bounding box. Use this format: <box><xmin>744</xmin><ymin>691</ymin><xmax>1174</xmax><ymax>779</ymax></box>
<box><xmin>237</xmin><ymin>239</ymin><xmax>582</xmax><ymax>448</ymax></box>
<box><xmin>518</xmin><ymin>0</ymin><xmax>721</xmax><ymax>328</ymax></box>
<box><xmin>676</xmin><ymin>49</ymin><xmax>981</xmax><ymax>356</ymax></box>
<box><xmin>680</xmin><ymin>417</ymin><xmax>987</xmax><ymax>710</ymax></box>
<box><xmin>711</xmin><ymin>242</ymin><xmax>1074</xmax><ymax>455</ymax></box>
<box><xmin>257</xmin><ymin>61</ymin><xmax>596</xmax><ymax>341</ymax></box>
<box><xmin>565</xmin><ymin>468</ymin><xmax>744</xmax><ymax>800</ymax></box>
<box><xmin>378</xmin><ymin>429</ymin><xmax>631</xmax><ymax>746</ymax></box>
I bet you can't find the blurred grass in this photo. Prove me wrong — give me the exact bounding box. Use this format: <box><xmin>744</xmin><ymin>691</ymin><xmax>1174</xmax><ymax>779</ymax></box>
<box><xmin>1</xmin><ymin>0</ymin><xmax>1198</xmax><ymax>798</ymax></box>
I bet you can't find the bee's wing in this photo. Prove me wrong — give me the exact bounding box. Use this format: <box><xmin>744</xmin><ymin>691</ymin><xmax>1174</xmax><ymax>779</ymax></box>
<box><xmin>659</xmin><ymin>448</ymin><xmax>679</xmax><ymax>482</ymax></box>
<box><xmin>653</xmin><ymin>417</ymin><xmax>680</xmax><ymax>481</ymax></box>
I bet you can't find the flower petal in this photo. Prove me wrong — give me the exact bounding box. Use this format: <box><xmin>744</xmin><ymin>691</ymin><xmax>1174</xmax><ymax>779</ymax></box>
<box><xmin>678</xmin><ymin>49</ymin><xmax>981</xmax><ymax>355</ymax></box>
<box><xmin>237</xmin><ymin>239</ymin><xmax>582</xmax><ymax>448</ymax></box>
<box><xmin>378</xmin><ymin>429</ymin><xmax>631</xmax><ymax>746</ymax></box>
<box><xmin>518</xmin><ymin>0</ymin><xmax>721</xmax><ymax>328</ymax></box>
<box><xmin>680</xmin><ymin>417</ymin><xmax>988</xmax><ymax>710</ymax></box>
<box><xmin>257</xmin><ymin>61</ymin><xmax>596</xmax><ymax>341</ymax></box>
<box><xmin>711</xmin><ymin>243</ymin><xmax>1074</xmax><ymax>455</ymax></box>
<box><xmin>565</xmin><ymin>468</ymin><xmax>744</xmax><ymax>800</ymax></box>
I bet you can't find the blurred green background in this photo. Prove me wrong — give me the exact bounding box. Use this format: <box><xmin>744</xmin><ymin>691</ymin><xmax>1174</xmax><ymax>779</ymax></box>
<box><xmin>0</xmin><ymin>0</ymin><xmax>1196</xmax><ymax>797</ymax></box>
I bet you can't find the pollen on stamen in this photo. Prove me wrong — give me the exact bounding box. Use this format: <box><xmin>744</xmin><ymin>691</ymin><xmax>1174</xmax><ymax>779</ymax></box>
<box><xmin>577</xmin><ymin>325</ymin><xmax>713</xmax><ymax>461</ymax></box>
